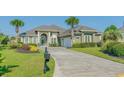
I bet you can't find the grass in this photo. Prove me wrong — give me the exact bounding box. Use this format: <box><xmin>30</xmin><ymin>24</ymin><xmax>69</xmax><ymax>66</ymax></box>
<box><xmin>44</xmin><ymin>58</ymin><xmax>55</xmax><ymax>77</ymax></box>
<box><xmin>0</xmin><ymin>49</ymin><xmax>55</xmax><ymax>77</ymax></box>
<box><xmin>70</xmin><ymin>47</ymin><xmax>124</xmax><ymax>64</ymax></box>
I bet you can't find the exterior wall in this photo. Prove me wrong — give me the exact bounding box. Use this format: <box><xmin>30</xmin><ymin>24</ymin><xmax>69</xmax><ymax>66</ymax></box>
<box><xmin>93</xmin><ymin>35</ymin><xmax>102</xmax><ymax>43</ymax></box>
<box><xmin>72</xmin><ymin>32</ymin><xmax>102</xmax><ymax>44</ymax></box>
<box><xmin>73</xmin><ymin>36</ymin><xmax>81</xmax><ymax>43</ymax></box>
<box><xmin>49</xmin><ymin>32</ymin><xmax>58</xmax><ymax>45</ymax></box>
<box><xmin>21</xmin><ymin>36</ymin><xmax>38</xmax><ymax>44</ymax></box>
<box><xmin>73</xmin><ymin>33</ymin><xmax>94</xmax><ymax>43</ymax></box>
<box><xmin>39</xmin><ymin>32</ymin><xmax>59</xmax><ymax>46</ymax></box>
<box><xmin>83</xmin><ymin>34</ymin><xmax>93</xmax><ymax>43</ymax></box>
<box><xmin>20</xmin><ymin>32</ymin><xmax>59</xmax><ymax>46</ymax></box>
<box><xmin>20</xmin><ymin>31</ymin><xmax>102</xmax><ymax>47</ymax></box>
<box><xmin>60</xmin><ymin>38</ymin><xmax>64</xmax><ymax>46</ymax></box>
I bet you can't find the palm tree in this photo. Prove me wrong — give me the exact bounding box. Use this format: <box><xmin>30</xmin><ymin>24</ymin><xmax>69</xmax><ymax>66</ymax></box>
<box><xmin>10</xmin><ymin>19</ymin><xmax>24</xmax><ymax>43</ymax></box>
<box><xmin>103</xmin><ymin>25</ymin><xmax>122</xmax><ymax>42</ymax></box>
<box><xmin>65</xmin><ymin>16</ymin><xmax>79</xmax><ymax>42</ymax></box>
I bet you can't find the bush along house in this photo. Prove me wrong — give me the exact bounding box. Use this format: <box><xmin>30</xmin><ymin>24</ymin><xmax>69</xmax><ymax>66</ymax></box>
<box><xmin>19</xmin><ymin>25</ymin><xmax>102</xmax><ymax>47</ymax></box>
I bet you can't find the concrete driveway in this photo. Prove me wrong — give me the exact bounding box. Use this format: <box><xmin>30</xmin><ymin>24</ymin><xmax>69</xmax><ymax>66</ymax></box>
<box><xmin>48</xmin><ymin>47</ymin><xmax>124</xmax><ymax>77</ymax></box>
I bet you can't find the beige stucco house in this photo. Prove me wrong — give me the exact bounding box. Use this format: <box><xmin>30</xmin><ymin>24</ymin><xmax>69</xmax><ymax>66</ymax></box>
<box><xmin>20</xmin><ymin>25</ymin><xmax>65</xmax><ymax>46</ymax></box>
<box><xmin>20</xmin><ymin>25</ymin><xmax>102</xmax><ymax>47</ymax></box>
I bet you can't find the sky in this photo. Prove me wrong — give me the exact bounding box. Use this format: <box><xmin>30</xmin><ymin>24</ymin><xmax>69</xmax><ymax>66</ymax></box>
<box><xmin>0</xmin><ymin>16</ymin><xmax>124</xmax><ymax>36</ymax></box>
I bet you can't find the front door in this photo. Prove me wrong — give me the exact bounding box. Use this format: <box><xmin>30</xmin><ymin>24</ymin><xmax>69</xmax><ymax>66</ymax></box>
<box><xmin>40</xmin><ymin>34</ymin><xmax>47</xmax><ymax>46</ymax></box>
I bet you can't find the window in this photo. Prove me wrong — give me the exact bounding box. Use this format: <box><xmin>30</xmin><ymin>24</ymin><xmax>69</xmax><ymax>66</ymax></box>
<box><xmin>54</xmin><ymin>38</ymin><xmax>56</xmax><ymax>43</ymax></box>
<box><xmin>50</xmin><ymin>32</ymin><xmax>52</xmax><ymax>36</ymax></box>
<box><xmin>84</xmin><ymin>35</ymin><xmax>92</xmax><ymax>43</ymax></box>
<box><xmin>51</xmin><ymin>38</ymin><xmax>54</xmax><ymax>44</ymax></box>
<box><xmin>29</xmin><ymin>37</ymin><xmax>32</xmax><ymax>43</ymax></box>
<box><xmin>25</xmin><ymin>37</ymin><xmax>28</xmax><ymax>44</ymax></box>
<box><xmin>51</xmin><ymin>38</ymin><xmax>57</xmax><ymax>44</ymax></box>
<box><xmin>76</xmin><ymin>36</ymin><xmax>80</xmax><ymax>40</ymax></box>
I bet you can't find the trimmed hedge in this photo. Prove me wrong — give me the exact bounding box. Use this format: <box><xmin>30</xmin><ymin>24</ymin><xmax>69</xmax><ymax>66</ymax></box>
<box><xmin>72</xmin><ymin>43</ymin><xmax>97</xmax><ymax>48</ymax></box>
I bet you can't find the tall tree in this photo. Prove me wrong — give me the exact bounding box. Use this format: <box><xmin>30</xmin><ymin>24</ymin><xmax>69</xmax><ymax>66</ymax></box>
<box><xmin>65</xmin><ymin>16</ymin><xmax>79</xmax><ymax>42</ymax></box>
<box><xmin>103</xmin><ymin>25</ymin><xmax>122</xmax><ymax>42</ymax></box>
<box><xmin>10</xmin><ymin>19</ymin><xmax>24</xmax><ymax>43</ymax></box>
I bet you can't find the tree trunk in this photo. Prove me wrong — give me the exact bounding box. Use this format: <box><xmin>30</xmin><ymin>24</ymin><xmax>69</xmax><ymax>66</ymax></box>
<box><xmin>71</xmin><ymin>28</ymin><xmax>74</xmax><ymax>45</ymax></box>
<box><xmin>16</xmin><ymin>26</ymin><xmax>19</xmax><ymax>43</ymax></box>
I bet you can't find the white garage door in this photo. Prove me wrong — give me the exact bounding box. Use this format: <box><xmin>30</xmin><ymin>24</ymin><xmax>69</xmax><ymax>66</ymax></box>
<box><xmin>63</xmin><ymin>37</ymin><xmax>72</xmax><ymax>48</ymax></box>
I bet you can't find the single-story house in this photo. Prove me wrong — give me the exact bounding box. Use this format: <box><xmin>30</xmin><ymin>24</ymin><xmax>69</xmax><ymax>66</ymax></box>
<box><xmin>20</xmin><ymin>25</ymin><xmax>65</xmax><ymax>46</ymax></box>
<box><xmin>20</xmin><ymin>25</ymin><xmax>102</xmax><ymax>47</ymax></box>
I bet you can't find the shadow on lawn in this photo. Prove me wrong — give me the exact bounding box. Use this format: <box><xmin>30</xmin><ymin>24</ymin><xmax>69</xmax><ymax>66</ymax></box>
<box><xmin>0</xmin><ymin>65</ymin><xmax>19</xmax><ymax>76</ymax></box>
<box><xmin>99</xmin><ymin>49</ymin><xmax>124</xmax><ymax>59</ymax></box>
<box><xmin>0</xmin><ymin>46</ymin><xmax>7</xmax><ymax>51</ymax></box>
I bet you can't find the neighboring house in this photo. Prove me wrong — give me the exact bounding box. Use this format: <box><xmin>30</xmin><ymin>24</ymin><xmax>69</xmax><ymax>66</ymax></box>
<box><xmin>20</xmin><ymin>25</ymin><xmax>102</xmax><ymax>47</ymax></box>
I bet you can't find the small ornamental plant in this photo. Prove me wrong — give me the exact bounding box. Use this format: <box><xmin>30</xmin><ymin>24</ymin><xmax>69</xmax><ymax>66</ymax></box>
<box><xmin>29</xmin><ymin>45</ymin><xmax>39</xmax><ymax>52</ymax></box>
<box><xmin>17</xmin><ymin>44</ymin><xmax>39</xmax><ymax>53</ymax></box>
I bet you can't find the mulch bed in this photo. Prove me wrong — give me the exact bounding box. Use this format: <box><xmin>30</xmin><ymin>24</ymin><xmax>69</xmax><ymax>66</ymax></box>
<box><xmin>16</xmin><ymin>48</ymin><xmax>39</xmax><ymax>53</ymax></box>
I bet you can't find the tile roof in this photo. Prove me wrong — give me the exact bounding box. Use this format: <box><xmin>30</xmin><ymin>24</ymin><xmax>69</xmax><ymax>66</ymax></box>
<box><xmin>20</xmin><ymin>25</ymin><xmax>65</xmax><ymax>36</ymax></box>
<box><xmin>59</xmin><ymin>25</ymin><xmax>97</xmax><ymax>37</ymax></box>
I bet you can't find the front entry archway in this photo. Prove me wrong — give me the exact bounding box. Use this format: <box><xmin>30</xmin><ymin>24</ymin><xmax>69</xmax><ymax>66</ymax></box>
<box><xmin>40</xmin><ymin>34</ymin><xmax>47</xmax><ymax>46</ymax></box>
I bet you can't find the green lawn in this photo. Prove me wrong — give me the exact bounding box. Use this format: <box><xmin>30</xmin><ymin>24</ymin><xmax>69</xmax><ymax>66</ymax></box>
<box><xmin>71</xmin><ymin>47</ymin><xmax>124</xmax><ymax>64</ymax></box>
<box><xmin>0</xmin><ymin>49</ymin><xmax>55</xmax><ymax>77</ymax></box>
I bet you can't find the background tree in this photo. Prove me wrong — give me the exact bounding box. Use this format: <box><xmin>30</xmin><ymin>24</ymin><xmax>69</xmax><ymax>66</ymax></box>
<box><xmin>10</xmin><ymin>19</ymin><xmax>24</xmax><ymax>43</ymax></box>
<box><xmin>65</xmin><ymin>16</ymin><xmax>79</xmax><ymax>42</ymax></box>
<box><xmin>0</xmin><ymin>33</ymin><xmax>9</xmax><ymax>45</ymax></box>
<box><xmin>103</xmin><ymin>25</ymin><xmax>122</xmax><ymax>42</ymax></box>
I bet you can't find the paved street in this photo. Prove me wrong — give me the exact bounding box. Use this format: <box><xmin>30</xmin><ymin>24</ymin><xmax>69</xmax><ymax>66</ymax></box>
<box><xmin>48</xmin><ymin>47</ymin><xmax>124</xmax><ymax>77</ymax></box>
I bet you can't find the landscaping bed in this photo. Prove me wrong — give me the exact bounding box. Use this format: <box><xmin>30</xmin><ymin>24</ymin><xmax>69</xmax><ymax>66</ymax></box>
<box><xmin>17</xmin><ymin>48</ymin><xmax>40</xmax><ymax>53</ymax></box>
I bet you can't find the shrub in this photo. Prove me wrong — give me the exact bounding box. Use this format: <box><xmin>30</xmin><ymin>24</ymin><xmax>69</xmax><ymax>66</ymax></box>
<box><xmin>101</xmin><ymin>41</ymin><xmax>124</xmax><ymax>56</ymax></box>
<box><xmin>18</xmin><ymin>42</ymin><xmax>23</xmax><ymax>48</ymax></box>
<box><xmin>49</xmin><ymin>43</ymin><xmax>58</xmax><ymax>47</ymax></box>
<box><xmin>106</xmin><ymin>42</ymin><xmax>120</xmax><ymax>53</ymax></box>
<box><xmin>0</xmin><ymin>65</ymin><xmax>11</xmax><ymax>76</ymax></box>
<box><xmin>29</xmin><ymin>45</ymin><xmax>39</xmax><ymax>52</ymax></box>
<box><xmin>21</xmin><ymin>44</ymin><xmax>30</xmax><ymax>50</ymax></box>
<box><xmin>72</xmin><ymin>43</ymin><xmax>82</xmax><ymax>48</ymax></box>
<box><xmin>97</xmin><ymin>42</ymin><xmax>102</xmax><ymax>47</ymax></box>
<box><xmin>72</xmin><ymin>43</ymin><xmax>97</xmax><ymax>48</ymax></box>
<box><xmin>9</xmin><ymin>43</ymin><xmax>19</xmax><ymax>49</ymax></box>
<box><xmin>29</xmin><ymin>43</ymin><xmax>37</xmax><ymax>47</ymax></box>
<box><xmin>112</xmin><ymin>43</ymin><xmax>124</xmax><ymax>56</ymax></box>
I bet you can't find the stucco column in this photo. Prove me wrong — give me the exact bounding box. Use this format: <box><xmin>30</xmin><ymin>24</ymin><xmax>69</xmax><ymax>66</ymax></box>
<box><xmin>37</xmin><ymin>31</ymin><xmax>40</xmax><ymax>45</ymax></box>
<box><xmin>28</xmin><ymin>37</ymin><xmax>30</xmax><ymax>44</ymax></box>
<box><xmin>81</xmin><ymin>33</ymin><xmax>84</xmax><ymax>43</ymax></box>
<box><xmin>21</xmin><ymin>37</ymin><xmax>23</xmax><ymax>43</ymax></box>
<box><xmin>92</xmin><ymin>33</ymin><xmax>95</xmax><ymax>42</ymax></box>
<box><xmin>47</xmin><ymin>32</ymin><xmax>51</xmax><ymax>46</ymax></box>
